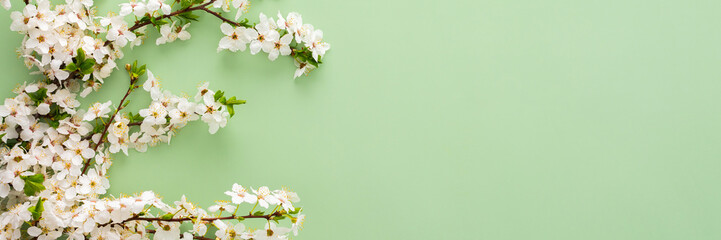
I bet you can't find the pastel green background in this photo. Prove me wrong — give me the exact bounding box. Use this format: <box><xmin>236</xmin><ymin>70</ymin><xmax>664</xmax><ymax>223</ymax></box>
<box><xmin>2</xmin><ymin>0</ymin><xmax>721</xmax><ymax>239</ymax></box>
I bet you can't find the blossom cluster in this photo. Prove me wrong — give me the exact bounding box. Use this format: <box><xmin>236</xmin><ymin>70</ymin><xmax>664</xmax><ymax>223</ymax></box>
<box><xmin>0</xmin><ymin>184</ymin><xmax>304</xmax><ymax>240</ymax></box>
<box><xmin>10</xmin><ymin>0</ymin><xmax>125</xmax><ymax>97</ymax></box>
<box><xmin>217</xmin><ymin>12</ymin><xmax>331</xmax><ymax>78</ymax></box>
<box><xmin>0</xmin><ymin>69</ymin><xmax>263</xmax><ymax>239</ymax></box>
<box><xmin>0</xmin><ymin>0</ymin><xmax>323</xmax><ymax>238</ymax></box>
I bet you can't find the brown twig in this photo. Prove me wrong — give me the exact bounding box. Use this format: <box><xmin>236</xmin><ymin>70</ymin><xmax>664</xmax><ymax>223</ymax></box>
<box><xmin>81</xmin><ymin>85</ymin><xmax>136</xmax><ymax>174</ymax></box>
<box><xmin>200</xmin><ymin>8</ymin><xmax>241</xmax><ymax>27</ymax></box>
<box><xmin>127</xmin><ymin>0</ymin><xmax>220</xmax><ymax>32</ymax></box>
<box><xmin>99</xmin><ymin>211</ymin><xmax>281</xmax><ymax>228</ymax></box>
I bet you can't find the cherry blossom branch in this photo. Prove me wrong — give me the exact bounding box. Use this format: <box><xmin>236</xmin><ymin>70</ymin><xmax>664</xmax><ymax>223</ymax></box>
<box><xmin>99</xmin><ymin>211</ymin><xmax>282</xmax><ymax>228</ymax></box>
<box><xmin>134</xmin><ymin>212</ymin><xmax>280</xmax><ymax>222</ymax></box>
<box><xmin>81</xmin><ymin>83</ymin><xmax>138</xmax><ymax>174</ymax></box>
<box><xmin>127</xmin><ymin>0</ymin><xmax>218</xmax><ymax>32</ymax></box>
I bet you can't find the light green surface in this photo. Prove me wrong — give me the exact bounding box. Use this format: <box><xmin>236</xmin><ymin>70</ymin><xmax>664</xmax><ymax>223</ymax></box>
<box><xmin>2</xmin><ymin>0</ymin><xmax>721</xmax><ymax>239</ymax></box>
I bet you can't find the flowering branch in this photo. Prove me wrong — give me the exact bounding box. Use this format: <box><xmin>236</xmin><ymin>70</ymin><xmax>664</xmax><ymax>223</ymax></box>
<box><xmin>105</xmin><ymin>210</ymin><xmax>283</xmax><ymax>226</ymax></box>
<box><xmin>127</xmin><ymin>0</ymin><xmax>216</xmax><ymax>32</ymax></box>
<box><xmin>0</xmin><ymin>0</ymin><xmax>326</xmax><ymax>239</ymax></box>
<box><xmin>81</xmin><ymin>69</ymin><xmax>139</xmax><ymax>174</ymax></box>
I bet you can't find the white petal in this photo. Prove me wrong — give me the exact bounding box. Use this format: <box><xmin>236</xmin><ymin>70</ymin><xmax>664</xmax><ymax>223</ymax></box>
<box><xmin>220</xmin><ymin>22</ymin><xmax>234</xmax><ymax>35</ymax></box>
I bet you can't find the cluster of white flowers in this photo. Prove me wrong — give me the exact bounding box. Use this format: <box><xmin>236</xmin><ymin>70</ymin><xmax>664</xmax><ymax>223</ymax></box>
<box><xmin>217</xmin><ymin>12</ymin><xmax>331</xmax><ymax>78</ymax></box>
<box><xmin>10</xmin><ymin>0</ymin><xmax>124</xmax><ymax>97</ymax></box>
<box><xmin>0</xmin><ymin>184</ymin><xmax>304</xmax><ymax>240</ymax></box>
<box><xmin>0</xmin><ymin>0</ymin><xmax>322</xmax><ymax>239</ymax></box>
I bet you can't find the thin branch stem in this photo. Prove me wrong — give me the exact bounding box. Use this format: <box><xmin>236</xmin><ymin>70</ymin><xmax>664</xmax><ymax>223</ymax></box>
<box><xmin>200</xmin><ymin>8</ymin><xmax>240</xmax><ymax>27</ymax></box>
<box><xmin>99</xmin><ymin>211</ymin><xmax>281</xmax><ymax>228</ymax></box>
<box><xmin>81</xmin><ymin>84</ymin><xmax>137</xmax><ymax>174</ymax></box>
<box><xmin>127</xmin><ymin>0</ymin><xmax>231</xmax><ymax>32</ymax></box>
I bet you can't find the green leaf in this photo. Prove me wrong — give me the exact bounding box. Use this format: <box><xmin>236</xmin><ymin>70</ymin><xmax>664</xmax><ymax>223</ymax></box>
<box><xmin>151</xmin><ymin>17</ymin><xmax>169</xmax><ymax>27</ymax></box>
<box><xmin>137</xmin><ymin>64</ymin><xmax>147</xmax><ymax>76</ymax></box>
<box><xmin>160</xmin><ymin>213</ymin><xmax>175</xmax><ymax>220</ymax></box>
<box><xmin>139</xmin><ymin>16</ymin><xmax>151</xmax><ymax>23</ymax></box>
<box><xmin>27</xmin><ymin>198</ymin><xmax>44</xmax><ymax>221</ymax></box>
<box><xmin>308</xmin><ymin>57</ymin><xmax>319</xmax><ymax>68</ymax></box>
<box><xmin>76</xmin><ymin>48</ymin><xmax>86</xmax><ymax>63</ymax></box>
<box><xmin>179</xmin><ymin>12</ymin><xmax>200</xmax><ymax>21</ymax></box>
<box><xmin>180</xmin><ymin>0</ymin><xmax>192</xmax><ymax>9</ymax></box>
<box><xmin>228</xmin><ymin>105</ymin><xmax>235</xmax><ymax>117</ymax></box>
<box><xmin>214</xmin><ymin>91</ymin><xmax>224</xmax><ymax>101</ymax></box>
<box><xmin>4</xmin><ymin>139</ymin><xmax>20</xmax><ymax>148</ymax></box>
<box><xmin>289</xmin><ymin>208</ymin><xmax>301</xmax><ymax>214</ymax></box>
<box><xmin>20</xmin><ymin>174</ymin><xmax>45</xmax><ymax>196</ymax></box>
<box><xmin>122</xmin><ymin>100</ymin><xmax>131</xmax><ymax>109</ymax></box>
<box><xmin>236</xmin><ymin>216</ymin><xmax>245</xmax><ymax>221</ymax></box>
<box><xmin>64</xmin><ymin>62</ymin><xmax>77</xmax><ymax>72</ymax></box>
<box><xmin>225</xmin><ymin>97</ymin><xmax>246</xmax><ymax>105</ymax></box>
<box><xmin>28</xmin><ymin>88</ymin><xmax>48</xmax><ymax>105</ymax></box>
<box><xmin>253</xmin><ymin>211</ymin><xmax>265</xmax><ymax>216</ymax></box>
<box><xmin>79</xmin><ymin>59</ymin><xmax>96</xmax><ymax>75</ymax></box>
<box><xmin>296</xmin><ymin>53</ymin><xmax>308</xmax><ymax>62</ymax></box>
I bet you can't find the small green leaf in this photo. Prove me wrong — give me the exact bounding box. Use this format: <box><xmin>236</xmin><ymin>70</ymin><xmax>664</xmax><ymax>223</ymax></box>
<box><xmin>160</xmin><ymin>213</ymin><xmax>175</xmax><ymax>220</ymax></box>
<box><xmin>27</xmin><ymin>198</ymin><xmax>44</xmax><ymax>221</ymax></box>
<box><xmin>180</xmin><ymin>0</ymin><xmax>192</xmax><ymax>9</ymax></box>
<box><xmin>253</xmin><ymin>211</ymin><xmax>265</xmax><ymax>216</ymax></box>
<box><xmin>228</xmin><ymin>105</ymin><xmax>235</xmax><ymax>117</ymax></box>
<box><xmin>308</xmin><ymin>57</ymin><xmax>319</xmax><ymax>68</ymax></box>
<box><xmin>137</xmin><ymin>64</ymin><xmax>147</xmax><ymax>76</ymax></box>
<box><xmin>179</xmin><ymin>12</ymin><xmax>200</xmax><ymax>21</ymax></box>
<box><xmin>20</xmin><ymin>174</ymin><xmax>45</xmax><ymax>196</ymax></box>
<box><xmin>28</xmin><ymin>88</ymin><xmax>48</xmax><ymax>105</ymax></box>
<box><xmin>79</xmin><ymin>59</ymin><xmax>96</xmax><ymax>75</ymax></box>
<box><xmin>225</xmin><ymin>97</ymin><xmax>246</xmax><ymax>105</ymax></box>
<box><xmin>296</xmin><ymin>53</ymin><xmax>308</xmax><ymax>62</ymax></box>
<box><xmin>64</xmin><ymin>62</ymin><xmax>78</xmax><ymax>72</ymax></box>
<box><xmin>214</xmin><ymin>91</ymin><xmax>224</xmax><ymax>101</ymax></box>
<box><xmin>76</xmin><ymin>48</ymin><xmax>86</xmax><ymax>62</ymax></box>
<box><xmin>4</xmin><ymin>139</ymin><xmax>20</xmax><ymax>148</ymax></box>
<box><xmin>236</xmin><ymin>216</ymin><xmax>245</xmax><ymax>221</ymax></box>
